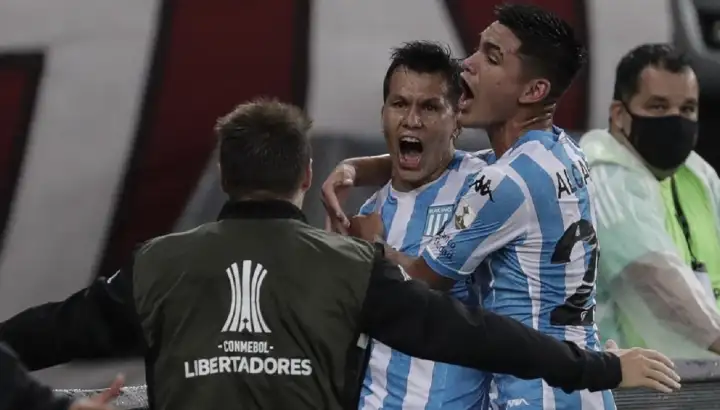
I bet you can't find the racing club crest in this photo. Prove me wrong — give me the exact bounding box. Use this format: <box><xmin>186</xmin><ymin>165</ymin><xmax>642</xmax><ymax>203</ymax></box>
<box><xmin>424</xmin><ymin>205</ymin><xmax>453</xmax><ymax>237</ymax></box>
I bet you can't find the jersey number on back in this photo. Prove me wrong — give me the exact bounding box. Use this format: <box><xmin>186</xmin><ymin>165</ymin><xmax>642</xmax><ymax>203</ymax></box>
<box><xmin>550</xmin><ymin>219</ymin><xmax>598</xmax><ymax>326</ymax></box>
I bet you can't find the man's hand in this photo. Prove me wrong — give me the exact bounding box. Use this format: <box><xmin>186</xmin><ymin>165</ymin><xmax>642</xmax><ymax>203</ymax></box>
<box><xmin>322</xmin><ymin>163</ymin><xmax>356</xmax><ymax>234</ymax></box>
<box><xmin>69</xmin><ymin>374</ymin><xmax>124</xmax><ymax>410</ymax></box>
<box><xmin>509</xmin><ymin>103</ymin><xmax>556</xmax><ymax>133</ymax></box>
<box><xmin>605</xmin><ymin>339</ymin><xmax>681</xmax><ymax>393</ymax></box>
<box><xmin>348</xmin><ymin>213</ymin><xmax>384</xmax><ymax>242</ymax></box>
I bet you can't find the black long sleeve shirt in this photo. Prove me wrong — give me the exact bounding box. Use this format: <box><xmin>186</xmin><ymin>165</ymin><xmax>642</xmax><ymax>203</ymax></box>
<box><xmin>0</xmin><ymin>342</ymin><xmax>72</xmax><ymax>410</ymax></box>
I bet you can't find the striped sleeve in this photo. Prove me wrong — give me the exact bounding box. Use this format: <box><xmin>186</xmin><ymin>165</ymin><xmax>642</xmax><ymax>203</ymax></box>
<box><xmin>421</xmin><ymin>167</ymin><xmax>527</xmax><ymax>280</ymax></box>
<box><xmin>358</xmin><ymin>190</ymin><xmax>380</xmax><ymax>216</ymax></box>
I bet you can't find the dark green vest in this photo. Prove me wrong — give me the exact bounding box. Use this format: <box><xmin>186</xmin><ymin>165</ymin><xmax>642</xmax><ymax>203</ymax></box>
<box><xmin>133</xmin><ymin>206</ymin><xmax>375</xmax><ymax>410</ymax></box>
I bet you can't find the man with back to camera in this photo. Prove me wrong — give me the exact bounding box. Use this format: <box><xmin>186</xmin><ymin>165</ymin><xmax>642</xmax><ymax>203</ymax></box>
<box><xmin>580</xmin><ymin>43</ymin><xmax>720</xmax><ymax>359</ymax></box>
<box><xmin>0</xmin><ymin>98</ymin><xmax>680</xmax><ymax>409</ymax></box>
<box><xmin>322</xmin><ymin>3</ymin><xmax>650</xmax><ymax>409</ymax></box>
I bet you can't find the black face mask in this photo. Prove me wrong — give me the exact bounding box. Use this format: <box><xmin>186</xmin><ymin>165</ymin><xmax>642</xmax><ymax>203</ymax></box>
<box><xmin>623</xmin><ymin>106</ymin><xmax>698</xmax><ymax>171</ymax></box>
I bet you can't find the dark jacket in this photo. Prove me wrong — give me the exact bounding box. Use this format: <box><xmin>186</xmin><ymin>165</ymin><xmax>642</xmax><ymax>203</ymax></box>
<box><xmin>0</xmin><ymin>200</ymin><xmax>622</xmax><ymax>410</ymax></box>
<box><xmin>0</xmin><ymin>342</ymin><xmax>72</xmax><ymax>410</ymax></box>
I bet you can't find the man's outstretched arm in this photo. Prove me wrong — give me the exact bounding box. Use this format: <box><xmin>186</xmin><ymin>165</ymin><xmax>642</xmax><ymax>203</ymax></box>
<box><xmin>0</xmin><ymin>262</ymin><xmax>145</xmax><ymax>370</ymax></box>
<box><xmin>360</xmin><ymin>245</ymin><xmax>680</xmax><ymax>394</ymax></box>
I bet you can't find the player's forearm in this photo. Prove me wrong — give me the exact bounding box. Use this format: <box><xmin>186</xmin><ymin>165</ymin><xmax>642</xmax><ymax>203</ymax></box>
<box><xmin>342</xmin><ymin>155</ymin><xmax>392</xmax><ymax>187</ymax></box>
<box><xmin>623</xmin><ymin>257</ymin><xmax>720</xmax><ymax>351</ymax></box>
<box><xmin>382</xmin><ymin>245</ymin><xmax>455</xmax><ymax>291</ymax></box>
<box><xmin>0</xmin><ymin>272</ymin><xmax>145</xmax><ymax>370</ymax></box>
<box><xmin>362</xmin><ymin>258</ymin><xmax>623</xmax><ymax>393</ymax></box>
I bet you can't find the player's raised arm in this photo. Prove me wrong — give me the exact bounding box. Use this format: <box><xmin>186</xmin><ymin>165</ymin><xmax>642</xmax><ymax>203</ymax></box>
<box><xmin>321</xmin><ymin>155</ymin><xmax>392</xmax><ymax>233</ymax></box>
<box><xmin>360</xmin><ymin>244</ymin><xmax>681</xmax><ymax>393</ymax></box>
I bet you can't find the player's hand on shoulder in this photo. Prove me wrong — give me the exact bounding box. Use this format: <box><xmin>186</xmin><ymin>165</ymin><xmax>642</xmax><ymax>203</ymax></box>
<box><xmin>348</xmin><ymin>213</ymin><xmax>384</xmax><ymax>242</ymax></box>
<box><xmin>605</xmin><ymin>339</ymin><xmax>681</xmax><ymax>393</ymax></box>
<box><xmin>321</xmin><ymin>163</ymin><xmax>356</xmax><ymax>234</ymax></box>
<box><xmin>510</xmin><ymin>103</ymin><xmax>555</xmax><ymax>131</ymax></box>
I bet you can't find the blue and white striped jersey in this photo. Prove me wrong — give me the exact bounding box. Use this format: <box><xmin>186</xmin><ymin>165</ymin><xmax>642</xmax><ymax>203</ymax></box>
<box><xmin>424</xmin><ymin>128</ymin><xmax>600</xmax><ymax>344</ymax></box>
<box><xmin>357</xmin><ymin>150</ymin><xmax>492</xmax><ymax>410</ymax></box>
<box><xmin>423</xmin><ymin>128</ymin><xmax>612</xmax><ymax>409</ymax></box>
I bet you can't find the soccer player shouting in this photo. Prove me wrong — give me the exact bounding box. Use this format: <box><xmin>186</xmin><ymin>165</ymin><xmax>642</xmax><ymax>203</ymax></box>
<box><xmin>353</xmin><ymin>40</ymin><xmax>495</xmax><ymax>410</ymax></box>
<box><xmin>323</xmin><ymin>4</ymin><xmax>676</xmax><ymax>409</ymax></box>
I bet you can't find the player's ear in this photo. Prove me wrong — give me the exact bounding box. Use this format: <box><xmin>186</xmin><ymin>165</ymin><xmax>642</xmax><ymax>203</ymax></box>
<box><xmin>452</xmin><ymin>126</ymin><xmax>462</xmax><ymax>143</ymax></box>
<box><xmin>300</xmin><ymin>158</ymin><xmax>313</xmax><ymax>192</ymax></box>
<box><xmin>518</xmin><ymin>78</ymin><xmax>551</xmax><ymax>105</ymax></box>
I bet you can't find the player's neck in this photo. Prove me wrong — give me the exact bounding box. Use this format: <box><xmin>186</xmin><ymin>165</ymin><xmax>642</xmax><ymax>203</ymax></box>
<box><xmin>487</xmin><ymin>112</ymin><xmax>553</xmax><ymax>158</ymax></box>
<box><xmin>391</xmin><ymin>148</ymin><xmax>455</xmax><ymax>192</ymax></box>
<box><xmin>232</xmin><ymin>191</ymin><xmax>304</xmax><ymax>209</ymax></box>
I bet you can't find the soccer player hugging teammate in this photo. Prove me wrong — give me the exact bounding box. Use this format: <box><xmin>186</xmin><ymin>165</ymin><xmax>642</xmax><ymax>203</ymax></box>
<box><xmin>354</xmin><ymin>41</ymin><xmax>494</xmax><ymax>410</ymax></box>
<box><xmin>389</xmin><ymin>6</ymin><xmax>616</xmax><ymax>409</ymax></box>
<box><xmin>328</xmin><ymin>4</ymin><xmax>683</xmax><ymax>410</ymax></box>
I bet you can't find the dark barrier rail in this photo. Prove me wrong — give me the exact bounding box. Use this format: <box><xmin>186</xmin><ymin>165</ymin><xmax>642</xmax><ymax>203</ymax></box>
<box><xmin>54</xmin><ymin>359</ymin><xmax>720</xmax><ymax>410</ymax></box>
<box><xmin>54</xmin><ymin>385</ymin><xmax>147</xmax><ymax>410</ymax></box>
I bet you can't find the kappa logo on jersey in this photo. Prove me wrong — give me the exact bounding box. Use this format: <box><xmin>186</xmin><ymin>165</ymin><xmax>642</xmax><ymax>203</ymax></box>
<box><xmin>471</xmin><ymin>174</ymin><xmax>494</xmax><ymax>201</ymax></box>
<box><xmin>424</xmin><ymin>205</ymin><xmax>453</xmax><ymax>237</ymax></box>
<box><xmin>221</xmin><ymin>260</ymin><xmax>271</xmax><ymax>334</ymax></box>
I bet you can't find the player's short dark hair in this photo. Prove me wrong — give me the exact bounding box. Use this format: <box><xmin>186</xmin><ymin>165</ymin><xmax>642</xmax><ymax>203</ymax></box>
<box><xmin>612</xmin><ymin>43</ymin><xmax>692</xmax><ymax>102</ymax></box>
<box><xmin>495</xmin><ymin>3</ymin><xmax>587</xmax><ymax>101</ymax></box>
<box><xmin>215</xmin><ymin>99</ymin><xmax>312</xmax><ymax>198</ymax></box>
<box><xmin>382</xmin><ymin>41</ymin><xmax>463</xmax><ymax>108</ymax></box>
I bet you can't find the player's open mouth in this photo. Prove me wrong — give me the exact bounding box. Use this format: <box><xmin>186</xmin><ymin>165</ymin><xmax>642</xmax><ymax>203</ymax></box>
<box><xmin>459</xmin><ymin>76</ymin><xmax>474</xmax><ymax>112</ymax></box>
<box><xmin>398</xmin><ymin>136</ymin><xmax>423</xmax><ymax>170</ymax></box>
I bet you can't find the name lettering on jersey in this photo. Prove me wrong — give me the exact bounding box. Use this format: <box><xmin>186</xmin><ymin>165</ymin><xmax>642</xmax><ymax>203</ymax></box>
<box><xmin>556</xmin><ymin>159</ymin><xmax>591</xmax><ymax>199</ymax></box>
<box><xmin>184</xmin><ymin>260</ymin><xmax>314</xmax><ymax>379</ymax></box>
<box><xmin>470</xmin><ymin>174</ymin><xmax>494</xmax><ymax>201</ymax></box>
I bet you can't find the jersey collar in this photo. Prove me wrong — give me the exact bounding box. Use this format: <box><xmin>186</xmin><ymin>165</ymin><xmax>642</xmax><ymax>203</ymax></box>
<box><xmin>217</xmin><ymin>200</ymin><xmax>308</xmax><ymax>223</ymax></box>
